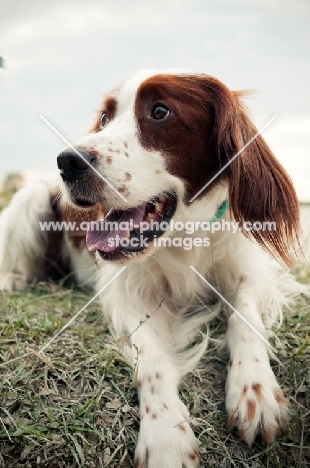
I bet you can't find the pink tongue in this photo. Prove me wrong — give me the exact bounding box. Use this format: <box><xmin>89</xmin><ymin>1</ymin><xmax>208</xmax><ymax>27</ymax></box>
<box><xmin>86</xmin><ymin>204</ymin><xmax>146</xmax><ymax>253</ymax></box>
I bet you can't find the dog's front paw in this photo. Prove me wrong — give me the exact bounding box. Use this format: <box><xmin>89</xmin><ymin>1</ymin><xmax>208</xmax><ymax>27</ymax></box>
<box><xmin>226</xmin><ymin>359</ymin><xmax>289</xmax><ymax>446</ymax></box>
<box><xmin>134</xmin><ymin>402</ymin><xmax>199</xmax><ymax>468</ymax></box>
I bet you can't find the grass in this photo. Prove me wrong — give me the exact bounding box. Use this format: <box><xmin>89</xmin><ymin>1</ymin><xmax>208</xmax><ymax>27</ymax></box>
<box><xmin>0</xmin><ymin>178</ymin><xmax>309</xmax><ymax>467</ymax></box>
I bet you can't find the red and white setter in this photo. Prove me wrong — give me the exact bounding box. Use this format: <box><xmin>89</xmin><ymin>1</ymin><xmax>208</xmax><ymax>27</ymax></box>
<box><xmin>0</xmin><ymin>70</ymin><xmax>306</xmax><ymax>467</ymax></box>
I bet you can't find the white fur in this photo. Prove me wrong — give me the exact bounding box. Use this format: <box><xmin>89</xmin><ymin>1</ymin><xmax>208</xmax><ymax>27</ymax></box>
<box><xmin>0</xmin><ymin>70</ymin><xmax>308</xmax><ymax>468</ymax></box>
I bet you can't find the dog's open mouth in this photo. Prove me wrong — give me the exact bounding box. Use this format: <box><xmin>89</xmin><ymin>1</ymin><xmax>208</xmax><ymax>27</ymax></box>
<box><xmin>86</xmin><ymin>192</ymin><xmax>177</xmax><ymax>259</ymax></box>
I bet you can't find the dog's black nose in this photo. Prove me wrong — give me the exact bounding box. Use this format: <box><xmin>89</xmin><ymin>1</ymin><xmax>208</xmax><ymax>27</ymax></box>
<box><xmin>57</xmin><ymin>150</ymin><xmax>95</xmax><ymax>183</ymax></box>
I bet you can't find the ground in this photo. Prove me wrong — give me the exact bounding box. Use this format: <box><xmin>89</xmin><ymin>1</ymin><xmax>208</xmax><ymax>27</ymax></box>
<box><xmin>0</xmin><ymin>178</ymin><xmax>309</xmax><ymax>468</ymax></box>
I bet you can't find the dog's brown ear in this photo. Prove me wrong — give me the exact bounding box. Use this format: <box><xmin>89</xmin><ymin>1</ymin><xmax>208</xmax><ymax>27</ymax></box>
<box><xmin>213</xmin><ymin>91</ymin><xmax>300</xmax><ymax>265</ymax></box>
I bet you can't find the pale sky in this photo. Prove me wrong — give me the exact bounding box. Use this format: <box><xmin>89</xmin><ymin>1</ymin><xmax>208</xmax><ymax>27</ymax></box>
<box><xmin>1</xmin><ymin>0</ymin><xmax>310</xmax><ymax>199</ymax></box>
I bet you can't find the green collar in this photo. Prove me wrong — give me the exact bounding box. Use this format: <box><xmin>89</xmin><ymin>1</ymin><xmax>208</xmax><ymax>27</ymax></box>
<box><xmin>209</xmin><ymin>200</ymin><xmax>229</xmax><ymax>223</ymax></box>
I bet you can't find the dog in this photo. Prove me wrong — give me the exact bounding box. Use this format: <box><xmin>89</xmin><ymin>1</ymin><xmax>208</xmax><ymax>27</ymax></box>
<box><xmin>0</xmin><ymin>69</ymin><xmax>306</xmax><ymax>467</ymax></box>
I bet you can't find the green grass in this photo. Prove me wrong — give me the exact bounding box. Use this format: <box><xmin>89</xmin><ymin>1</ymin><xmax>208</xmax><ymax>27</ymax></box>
<box><xmin>0</xmin><ymin>281</ymin><xmax>309</xmax><ymax>468</ymax></box>
<box><xmin>0</xmin><ymin>179</ymin><xmax>309</xmax><ymax>467</ymax></box>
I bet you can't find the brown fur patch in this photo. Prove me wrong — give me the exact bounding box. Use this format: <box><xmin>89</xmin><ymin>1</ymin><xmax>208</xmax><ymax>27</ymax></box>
<box><xmin>252</xmin><ymin>383</ymin><xmax>263</xmax><ymax>398</ymax></box>
<box><xmin>91</xmin><ymin>95</ymin><xmax>117</xmax><ymax>133</ymax></box>
<box><xmin>247</xmin><ymin>400</ymin><xmax>256</xmax><ymax>421</ymax></box>
<box><xmin>178</xmin><ymin>424</ymin><xmax>186</xmax><ymax>432</ymax></box>
<box><xmin>125</xmin><ymin>172</ymin><xmax>132</xmax><ymax>180</ymax></box>
<box><xmin>145</xmin><ymin>405</ymin><xmax>150</xmax><ymax>413</ymax></box>
<box><xmin>135</xmin><ymin>73</ymin><xmax>300</xmax><ymax>264</ymax></box>
<box><xmin>151</xmin><ymin>413</ymin><xmax>157</xmax><ymax>419</ymax></box>
<box><xmin>106</xmin><ymin>156</ymin><xmax>112</xmax><ymax>164</ymax></box>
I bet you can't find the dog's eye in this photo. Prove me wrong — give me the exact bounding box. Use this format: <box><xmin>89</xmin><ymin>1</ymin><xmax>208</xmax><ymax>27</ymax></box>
<box><xmin>151</xmin><ymin>104</ymin><xmax>170</xmax><ymax>120</ymax></box>
<box><xmin>101</xmin><ymin>112</ymin><xmax>109</xmax><ymax>127</ymax></box>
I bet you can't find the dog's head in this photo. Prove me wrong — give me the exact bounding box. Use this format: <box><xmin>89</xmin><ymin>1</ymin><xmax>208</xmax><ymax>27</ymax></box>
<box><xmin>57</xmin><ymin>70</ymin><xmax>299</xmax><ymax>264</ymax></box>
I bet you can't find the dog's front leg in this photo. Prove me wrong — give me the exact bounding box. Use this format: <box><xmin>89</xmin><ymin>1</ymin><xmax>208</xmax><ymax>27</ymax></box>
<box><xmin>225</xmin><ymin>288</ymin><xmax>289</xmax><ymax>446</ymax></box>
<box><xmin>128</xmin><ymin>311</ymin><xmax>199</xmax><ymax>468</ymax></box>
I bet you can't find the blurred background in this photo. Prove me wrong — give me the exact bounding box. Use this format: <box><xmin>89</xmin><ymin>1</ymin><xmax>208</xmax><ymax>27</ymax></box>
<box><xmin>1</xmin><ymin>0</ymin><xmax>310</xmax><ymax>200</ymax></box>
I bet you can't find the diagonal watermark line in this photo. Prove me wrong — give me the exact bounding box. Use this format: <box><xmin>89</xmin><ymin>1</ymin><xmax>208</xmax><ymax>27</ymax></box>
<box><xmin>190</xmin><ymin>266</ymin><xmax>277</xmax><ymax>353</ymax></box>
<box><xmin>39</xmin><ymin>114</ymin><xmax>128</xmax><ymax>203</ymax></box>
<box><xmin>189</xmin><ymin>115</ymin><xmax>277</xmax><ymax>203</ymax></box>
<box><xmin>38</xmin><ymin>266</ymin><xmax>127</xmax><ymax>355</ymax></box>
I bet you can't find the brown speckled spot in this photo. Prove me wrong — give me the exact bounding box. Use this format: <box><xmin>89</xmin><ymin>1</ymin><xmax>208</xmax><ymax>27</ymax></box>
<box><xmin>228</xmin><ymin>360</ymin><xmax>233</xmax><ymax>368</ymax></box>
<box><xmin>151</xmin><ymin>413</ymin><xmax>157</xmax><ymax>419</ymax></box>
<box><xmin>108</xmin><ymin>147</ymin><xmax>120</xmax><ymax>154</ymax></box>
<box><xmin>119</xmin><ymin>185</ymin><xmax>127</xmax><ymax>193</ymax></box>
<box><xmin>252</xmin><ymin>383</ymin><xmax>263</xmax><ymax>398</ymax></box>
<box><xmin>107</xmin><ymin>156</ymin><xmax>112</xmax><ymax>164</ymax></box>
<box><xmin>125</xmin><ymin>172</ymin><xmax>132</xmax><ymax>180</ymax></box>
<box><xmin>247</xmin><ymin>399</ymin><xmax>256</xmax><ymax>421</ymax></box>
<box><xmin>124</xmin><ymin>142</ymin><xmax>128</xmax><ymax>148</ymax></box>
<box><xmin>125</xmin><ymin>151</ymin><xmax>129</xmax><ymax>157</ymax></box>
<box><xmin>188</xmin><ymin>450</ymin><xmax>199</xmax><ymax>460</ymax></box>
<box><xmin>151</xmin><ymin>386</ymin><xmax>155</xmax><ymax>394</ymax></box>
<box><xmin>145</xmin><ymin>405</ymin><xmax>150</xmax><ymax>413</ymax></box>
<box><xmin>242</xmin><ymin>385</ymin><xmax>248</xmax><ymax>395</ymax></box>
<box><xmin>162</xmin><ymin>403</ymin><xmax>168</xmax><ymax>410</ymax></box>
<box><xmin>137</xmin><ymin>380</ymin><xmax>143</xmax><ymax>389</ymax></box>
<box><xmin>178</xmin><ymin>424</ymin><xmax>186</xmax><ymax>432</ymax></box>
<box><xmin>155</xmin><ymin>372</ymin><xmax>161</xmax><ymax>379</ymax></box>
<box><xmin>155</xmin><ymin>169</ymin><xmax>160</xmax><ymax>174</ymax></box>
<box><xmin>89</xmin><ymin>149</ymin><xmax>100</xmax><ymax>157</ymax></box>
<box><xmin>147</xmin><ymin>376</ymin><xmax>152</xmax><ymax>383</ymax></box>
<box><xmin>239</xmin><ymin>361</ymin><xmax>241</xmax><ymax>365</ymax></box>
<box><xmin>254</xmin><ymin>357</ymin><xmax>259</xmax><ymax>362</ymax></box>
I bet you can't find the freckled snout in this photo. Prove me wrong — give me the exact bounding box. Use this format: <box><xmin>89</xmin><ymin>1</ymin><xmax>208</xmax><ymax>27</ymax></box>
<box><xmin>57</xmin><ymin>149</ymin><xmax>95</xmax><ymax>183</ymax></box>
